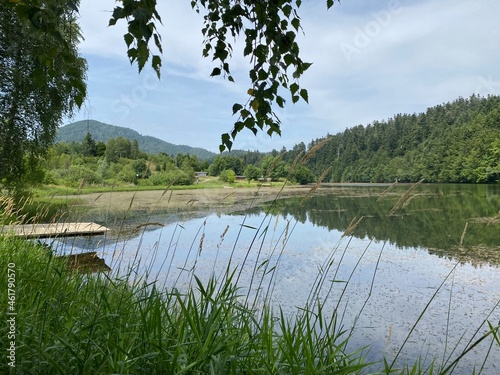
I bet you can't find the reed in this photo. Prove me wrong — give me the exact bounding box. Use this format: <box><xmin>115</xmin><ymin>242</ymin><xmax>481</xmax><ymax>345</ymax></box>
<box><xmin>0</xmin><ymin>235</ymin><xmax>370</xmax><ymax>374</ymax></box>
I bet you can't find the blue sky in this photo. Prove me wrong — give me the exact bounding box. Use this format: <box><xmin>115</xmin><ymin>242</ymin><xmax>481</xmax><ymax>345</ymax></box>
<box><xmin>67</xmin><ymin>0</ymin><xmax>500</xmax><ymax>153</ymax></box>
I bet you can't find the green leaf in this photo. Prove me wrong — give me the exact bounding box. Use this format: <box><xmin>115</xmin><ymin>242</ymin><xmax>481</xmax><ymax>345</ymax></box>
<box><xmin>220</xmin><ymin>133</ymin><xmax>232</xmax><ymax>152</ymax></box>
<box><xmin>111</xmin><ymin>6</ymin><xmax>124</xmax><ymax>22</ymax></box>
<box><xmin>290</xmin><ymin>82</ymin><xmax>299</xmax><ymax>95</ymax></box>
<box><xmin>244</xmin><ymin>117</ymin><xmax>255</xmax><ymax>129</ymax></box>
<box><xmin>243</xmin><ymin>43</ymin><xmax>253</xmax><ymax>56</ymax></box>
<box><xmin>124</xmin><ymin>33</ymin><xmax>134</xmax><ymax>48</ymax></box>
<box><xmin>232</xmin><ymin>103</ymin><xmax>243</xmax><ymax>114</ymax></box>
<box><xmin>251</xmin><ymin>99</ymin><xmax>259</xmax><ymax>112</ymax></box>
<box><xmin>302</xmin><ymin>62</ymin><xmax>313</xmax><ymax>71</ymax></box>
<box><xmin>202</xmin><ymin>43</ymin><xmax>211</xmax><ymax>57</ymax></box>
<box><xmin>241</xmin><ymin>109</ymin><xmax>251</xmax><ymax>119</ymax></box>
<box><xmin>276</xmin><ymin>96</ymin><xmax>285</xmax><ymax>108</ymax></box>
<box><xmin>282</xmin><ymin>4</ymin><xmax>292</xmax><ymax>18</ymax></box>
<box><xmin>152</xmin><ymin>55</ymin><xmax>161</xmax><ymax>78</ymax></box>
<box><xmin>67</xmin><ymin>1</ymin><xmax>79</xmax><ymax>12</ymax></box>
<box><xmin>153</xmin><ymin>33</ymin><xmax>163</xmax><ymax>53</ymax></box>
<box><xmin>270</xmin><ymin>65</ymin><xmax>279</xmax><ymax>78</ymax></box>
<box><xmin>127</xmin><ymin>47</ymin><xmax>138</xmax><ymax>63</ymax></box>
<box><xmin>210</xmin><ymin>67</ymin><xmax>221</xmax><ymax>77</ymax></box>
<box><xmin>74</xmin><ymin>95</ymin><xmax>84</xmax><ymax>108</ymax></box>
<box><xmin>283</xmin><ymin>53</ymin><xmax>294</xmax><ymax>67</ymax></box>
<box><xmin>300</xmin><ymin>88</ymin><xmax>309</xmax><ymax>103</ymax></box>
<box><xmin>234</xmin><ymin>121</ymin><xmax>244</xmax><ymax>132</ymax></box>
<box><xmin>136</xmin><ymin>41</ymin><xmax>149</xmax><ymax>72</ymax></box>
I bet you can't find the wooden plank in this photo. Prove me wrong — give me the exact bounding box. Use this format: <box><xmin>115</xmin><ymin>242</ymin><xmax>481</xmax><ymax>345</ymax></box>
<box><xmin>1</xmin><ymin>222</ymin><xmax>109</xmax><ymax>239</ymax></box>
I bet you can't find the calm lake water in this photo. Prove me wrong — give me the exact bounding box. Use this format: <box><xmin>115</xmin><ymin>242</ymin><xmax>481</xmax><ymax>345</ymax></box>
<box><xmin>52</xmin><ymin>184</ymin><xmax>500</xmax><ymax>374</ymax></box>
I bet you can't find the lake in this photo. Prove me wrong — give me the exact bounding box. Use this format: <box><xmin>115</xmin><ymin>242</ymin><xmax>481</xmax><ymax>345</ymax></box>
<box><xmin>51</xmin><ymin>183</ymin><xmax>500</xmax><ymax>374</ymax></box>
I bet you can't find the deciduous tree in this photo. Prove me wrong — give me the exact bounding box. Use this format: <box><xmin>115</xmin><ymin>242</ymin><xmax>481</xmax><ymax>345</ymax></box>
<box><xmin>0</xmin><ymin>0</ymin><xmax>86</xmax><ymax>189</ymax></box>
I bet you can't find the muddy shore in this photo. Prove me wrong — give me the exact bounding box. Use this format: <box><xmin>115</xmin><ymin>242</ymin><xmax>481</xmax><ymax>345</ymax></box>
<box><xmin>70</xmin><ymin>185</ymin><xmax>317</xmax><ymax>218</ymax></box>
<box><xmin>70</xmin><ymin>182</ymin><xmax>399</xmax><ymax>214</ymax></box>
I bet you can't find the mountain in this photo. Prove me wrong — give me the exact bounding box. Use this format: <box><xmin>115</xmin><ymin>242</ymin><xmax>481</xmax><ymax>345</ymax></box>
<box><xmin>57</xmin><ymin>120</ymin><xmax>216</xmax><ymax>160</ymax></box>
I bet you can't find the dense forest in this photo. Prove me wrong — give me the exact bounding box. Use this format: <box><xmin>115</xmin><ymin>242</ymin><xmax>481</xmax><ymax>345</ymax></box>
<box><xmin>37</xmin><ymin>95</ymin><xmax>500</xmax><ymax>188</ymax></box>
<box><xmin>302</xmin><ymin>95</ymin><xmax>500</xmax><ymax>183</ymax></box>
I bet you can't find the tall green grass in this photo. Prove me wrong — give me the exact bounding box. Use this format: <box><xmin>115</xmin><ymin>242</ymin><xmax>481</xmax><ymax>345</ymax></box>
<box><xmin>0</xmin><ymin>236</ymin><xmax>370</xmax><ymax>374</ymax></box>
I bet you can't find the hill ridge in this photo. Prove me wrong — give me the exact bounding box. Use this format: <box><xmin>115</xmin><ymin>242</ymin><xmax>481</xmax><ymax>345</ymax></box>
<box><xmin>57</xmin><ymin>120</ymin><xmax>216</xmax><ymax>160</ymax></box>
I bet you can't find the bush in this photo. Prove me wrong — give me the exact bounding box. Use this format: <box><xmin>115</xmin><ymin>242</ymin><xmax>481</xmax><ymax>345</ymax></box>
<box><xmin>117</xmin><ymin>164</ymin><xmax>138</xmax><ymax>184</ymax></box>
<box><xmin>149</xmin><ymin>169</ymin><xmax>194</xmax><ymax>186</ymax></box>
<box><xmin>52</xmin><ymin>165</ymin><xmax>103</xmax><ymax>187</ymax></box>
<box><xmin>219</xmin><ymin>169</ymin><xmax>236</xmax><ymax>183</ymax></box>
<box><xmin>244</xmin><ymin>165</ymin><xmax>261</xmax><ymax>182</ymax></box>
<box><xmin>290</xmin><ymin>165</ymin><xmax>315</xmax><ymax>185</ymax></box>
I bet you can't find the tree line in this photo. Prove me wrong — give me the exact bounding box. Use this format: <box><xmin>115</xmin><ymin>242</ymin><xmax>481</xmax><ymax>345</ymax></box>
<box><xmin>41</xmin><ymin>139</ymin><xmax>299</xmax><ymax>189</ymax></box>
<box><xmin>40</xmin><ymin>133</ymin><xmax>317</xmax><ymax>188</ymax></box>
<box><xmin>4</xmin><ymin>94</ymin><xmax>500</xmax><ymax>191</ymax></box>
<box><xmin>302</xmin><ymin>95</ymin><xmax>500</xmax><ymax>183</ymax></box>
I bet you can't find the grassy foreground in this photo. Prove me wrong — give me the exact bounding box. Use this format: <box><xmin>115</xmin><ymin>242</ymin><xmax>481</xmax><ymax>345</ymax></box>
<box><xmin>1</xmin><ymin>236</ymin><xmax>370</xmax><ymax>374</ymax></box>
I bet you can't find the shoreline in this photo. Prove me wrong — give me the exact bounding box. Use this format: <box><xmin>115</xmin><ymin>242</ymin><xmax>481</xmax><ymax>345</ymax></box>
<box><xmin>65</xmin><ymin>182</ymin><xmax>411</xmax><ymax>216</ymax></box>
<box><xmin>68</xmin><ymin>184</ymin><xmax>313</xmax><ymax>218</ymax></box>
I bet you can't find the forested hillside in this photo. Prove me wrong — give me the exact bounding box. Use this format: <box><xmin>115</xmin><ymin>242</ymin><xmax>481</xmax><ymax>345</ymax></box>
<box><xmin>58</xmin><ymin>120</ymin><xmax>216</xmax><ymax>160</ymax></box>
<box><xmin>302</xmin><ymin>95</ymin><xmax>500</xmax><ymax>183</ymax></box>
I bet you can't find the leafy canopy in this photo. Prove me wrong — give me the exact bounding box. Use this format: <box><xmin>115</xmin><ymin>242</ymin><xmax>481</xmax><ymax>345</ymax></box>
<box><xmin>0</xmin><ymin>0</ymin><xmax>87</xmax><ymax>189</ymax></box>
<box><xmin>109</xmin><ymin>0</ymin><xmax>338</xmax><ymax>151</ymax></box>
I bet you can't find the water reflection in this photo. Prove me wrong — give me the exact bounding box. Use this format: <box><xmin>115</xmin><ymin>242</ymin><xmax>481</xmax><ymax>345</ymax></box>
<box><xmin>237</xmin><ymin>184</ymin><xmax>500</xmax><ymax>266</ymax></box>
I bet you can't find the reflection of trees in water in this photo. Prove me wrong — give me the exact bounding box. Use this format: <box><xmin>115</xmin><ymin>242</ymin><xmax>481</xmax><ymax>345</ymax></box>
<box><xmin>242</xmin><ymin>184</ymin><xmax>500</xmax><ymax>266</ymax></box>
<box><xmin>428</xmin><ymin>245</ymin><xmax>500</xmax><ymax>269</ymax></box>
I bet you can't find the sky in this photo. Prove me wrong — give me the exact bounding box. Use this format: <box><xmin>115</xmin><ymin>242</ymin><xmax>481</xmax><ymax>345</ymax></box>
<box><xmin>66</xmin><ymin>0</ymin><xmax>500</xmax><ymax>153</ymax></box>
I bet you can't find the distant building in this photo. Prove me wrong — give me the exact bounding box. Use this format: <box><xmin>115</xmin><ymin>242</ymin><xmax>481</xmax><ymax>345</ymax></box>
<box><xmin>195</xmin><ymin>172</ymin><xmax>208</xmax><ymax>177</ymax></box>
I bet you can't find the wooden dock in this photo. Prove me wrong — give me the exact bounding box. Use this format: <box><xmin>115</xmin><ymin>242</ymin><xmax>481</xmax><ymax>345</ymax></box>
<box><xmin>1</xmin><ymin>222</ymin><xmax>109</xmax><ymax>239</ymax></box>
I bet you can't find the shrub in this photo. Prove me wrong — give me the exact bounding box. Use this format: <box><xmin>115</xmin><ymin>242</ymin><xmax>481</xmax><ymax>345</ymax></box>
<box><xmin>52</xmin><ymin>165</ymin><xmax>103</xmax><ymax>187</ymax></box>
<box><xmin>219</xmin><ymin>169</ymin><xmax>236</xmax><ymax>183</ymax></box>
<box><xmin>290</xmin><ymin>165</ymin><xmax>315</xmax><ymax>184</ymax></box>
<box><xmin>149</xmin><ymin>169</ymin><xmax>194</xmax><ymax>186</ymax></box>
<box><xmin>244</xmin><ymin>165</ymin><xmax>261</xmax><ymax>182</ymax></box>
